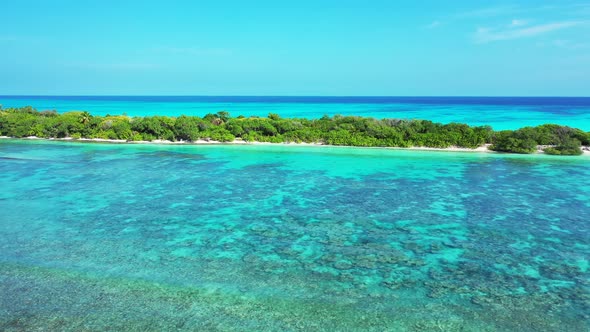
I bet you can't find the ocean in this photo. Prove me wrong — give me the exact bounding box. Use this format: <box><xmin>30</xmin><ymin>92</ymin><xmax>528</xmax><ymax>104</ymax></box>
<box><xmin>1</xmin><ymin>96</ymin><xmax>590</xmax><ymax>130</ymax></box>
<box><xmin>0</xmin><ymin>97</ymin><xmax>589</xmax><ymax>331</ymax></box>
<box><xmin>0</xmin><ymin>139</ymin><xmax>588</xmax><ymax>331</ymax></box>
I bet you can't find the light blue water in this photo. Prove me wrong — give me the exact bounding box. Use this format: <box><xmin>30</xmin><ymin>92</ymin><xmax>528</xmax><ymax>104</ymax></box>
<box><xmin>2</xmin><ymin>96</ymin><xmax>590</xmax><ymax>130</ymax></box>
<box><xmin>0</xmin><ymin>139</ymin><xmax>588</xmax><ymax>331</ymax></box>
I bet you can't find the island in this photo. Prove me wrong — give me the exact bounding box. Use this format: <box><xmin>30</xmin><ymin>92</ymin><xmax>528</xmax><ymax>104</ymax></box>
<box><xmin>1</xmin><ymin>106</ymin><xmax>588</xmax><ymax>155</ymax></box>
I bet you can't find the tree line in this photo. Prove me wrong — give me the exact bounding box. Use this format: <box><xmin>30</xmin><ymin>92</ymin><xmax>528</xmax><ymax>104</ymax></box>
<box><xmin>1</xmin><ymin>106</ymin><xmax>588</xmax><ymax>155</ymax></box>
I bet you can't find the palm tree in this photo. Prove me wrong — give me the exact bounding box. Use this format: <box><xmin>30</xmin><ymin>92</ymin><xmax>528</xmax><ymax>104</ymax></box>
<box><xmin>79</xmin><ymin>111</ymin><xmax>92</xmax><ymax>125</ymax></box>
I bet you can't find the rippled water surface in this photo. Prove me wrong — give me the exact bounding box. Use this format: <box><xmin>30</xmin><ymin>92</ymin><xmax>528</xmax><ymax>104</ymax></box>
<box><xmin>0</xmin><ymin>140</ymin><xmax>589</xmax><ymax>331</ymax></box>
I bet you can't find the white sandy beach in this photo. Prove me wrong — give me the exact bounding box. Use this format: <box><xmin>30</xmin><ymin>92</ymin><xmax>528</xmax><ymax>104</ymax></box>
<box><xmin>1</xmin><ymin>136</ymin><xmax>589</xmax><ymax>155</ymax></box>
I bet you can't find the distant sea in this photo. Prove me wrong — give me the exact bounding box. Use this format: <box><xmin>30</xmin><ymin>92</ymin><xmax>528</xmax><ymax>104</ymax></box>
<box><xmin>2</xmin><ymin>96</ymin><xmax>590</xmax><ymax>130</ymax></box>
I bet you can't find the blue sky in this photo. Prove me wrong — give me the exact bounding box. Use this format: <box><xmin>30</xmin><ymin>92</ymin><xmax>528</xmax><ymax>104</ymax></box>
<box><xmin>1</xmin><ymin>1</ymin><xmax>589</xmax><ymax>96</ymax></box>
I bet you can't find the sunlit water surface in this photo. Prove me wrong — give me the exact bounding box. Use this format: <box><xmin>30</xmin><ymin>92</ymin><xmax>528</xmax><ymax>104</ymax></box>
<box><xmin>0</xmin><ymin>139</ymin><xmax>588</xmax><ymax>331</ymax></box>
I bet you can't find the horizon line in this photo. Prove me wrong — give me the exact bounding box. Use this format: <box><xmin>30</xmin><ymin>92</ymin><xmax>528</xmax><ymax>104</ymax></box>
<box><xmin>2</xmin><ymin>95</ymin><xmax>590</xmax><ymax>98</ymax></box>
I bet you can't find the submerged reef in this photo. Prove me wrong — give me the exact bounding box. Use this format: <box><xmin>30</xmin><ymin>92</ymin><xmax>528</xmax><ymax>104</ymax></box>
<box><xmin>0</xmin><ymin>140</ymin><xmax>588</xmax><ymax>331</ymax></box>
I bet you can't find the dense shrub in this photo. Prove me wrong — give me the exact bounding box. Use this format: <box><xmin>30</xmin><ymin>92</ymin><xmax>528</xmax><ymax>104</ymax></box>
<box><xmin>0</xmin><ymin>106</ymin><xmax>588</xmax><ymax>156</ymax></box>
<box><xmin>544</xmin><ymin>138</ymin><xmax>583</xmax><ymax>155</ymax></box>
<box><xmin>490</xmin><ymin>130</ymin><xmax>538</xmax><ymax>154</ymax></box>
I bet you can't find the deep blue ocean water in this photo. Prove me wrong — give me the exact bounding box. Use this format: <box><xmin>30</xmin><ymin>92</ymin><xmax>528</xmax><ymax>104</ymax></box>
<box><xmin>2</xmin><ymin>96</ymin><xmax>590</xmax><ymax>130</ymax></box>
<box><xmin>0</xmin><ymin>139</ymin><xmax>588</xmax><ymax>331</ymax></box>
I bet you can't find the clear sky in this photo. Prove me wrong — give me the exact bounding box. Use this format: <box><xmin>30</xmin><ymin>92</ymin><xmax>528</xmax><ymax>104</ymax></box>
<box><xmin>1</xmin><ymin>1</ymin><xmax>589</xmax><ymax>96</ymax></box>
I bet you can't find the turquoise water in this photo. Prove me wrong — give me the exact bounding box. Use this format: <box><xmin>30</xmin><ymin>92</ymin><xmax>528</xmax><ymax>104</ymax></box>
<box><xmin>0</xmin><ymin>139</ymin><xmax>589</xmax><ymax>331</ymax></box>
<box><xmin>2</xmin><ymin>96</ymin><xmax>590</xmax><ymax>130</ymax></box>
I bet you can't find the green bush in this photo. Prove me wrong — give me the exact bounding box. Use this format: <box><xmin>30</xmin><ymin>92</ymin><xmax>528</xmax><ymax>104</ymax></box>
<box><xmin>491</xmin><ymin>130</ymin><xmax>538</xmax><ymax>154</ymax></box>
<box><xmin>544</xmin><ymin>138</ymin><xmax>583</xmax><ymax>155</ymax></box>
<box><xmin>0</xmin><ymin>106</ymin><xmax>587</xmax><ymax>156</ymax></box>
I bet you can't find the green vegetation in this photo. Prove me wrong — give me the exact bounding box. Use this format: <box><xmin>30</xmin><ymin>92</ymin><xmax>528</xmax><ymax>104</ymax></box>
<box><xmin>543</xmin><ymin>138</ymin><xmax>583</xmax><ymax>155</ymax></box>
<box><xmin>1</xmin><ymin>106</ymin><xmax>588</xmax><ymax>155</ymax></box>
<box><xmin>490</xmin><ymin>125</ymin><xmax>589</xmax><ymax>155</ymax></box>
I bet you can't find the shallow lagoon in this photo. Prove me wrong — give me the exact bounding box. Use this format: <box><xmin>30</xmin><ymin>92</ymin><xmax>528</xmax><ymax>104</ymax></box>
<box><xmin>0</xmin><ymin>140</ymin><xmax>589</xmax><ymax>331</ymax></box>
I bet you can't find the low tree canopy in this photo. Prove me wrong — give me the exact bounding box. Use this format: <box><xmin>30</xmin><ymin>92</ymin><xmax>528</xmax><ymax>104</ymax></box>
<box><xmin>0</xmin><ymin>106</ymin><xmax>587</xmax><ymax>155</ymax></box>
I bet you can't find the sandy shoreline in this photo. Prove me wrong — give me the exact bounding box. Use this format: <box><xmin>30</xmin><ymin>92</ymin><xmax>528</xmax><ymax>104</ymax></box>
<box><xmin>1</xmin><ymin>136</ymin><xmax>589</xmax><ymax>155</ymax></box>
